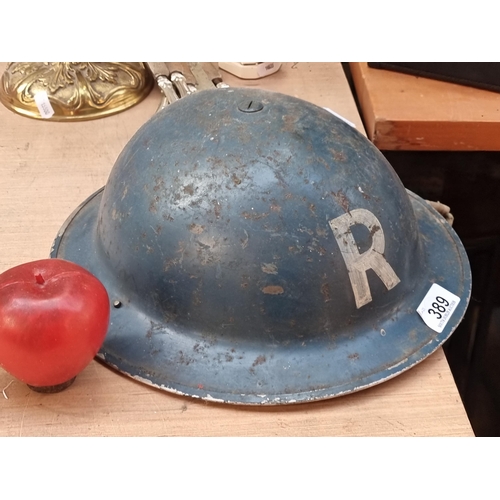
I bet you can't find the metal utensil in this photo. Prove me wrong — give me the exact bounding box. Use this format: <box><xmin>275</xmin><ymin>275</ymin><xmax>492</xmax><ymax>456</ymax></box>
<box><xmin>146</xmin><ymin>62</ymin><xmax>228</xmax><ymax>113</ymax></box>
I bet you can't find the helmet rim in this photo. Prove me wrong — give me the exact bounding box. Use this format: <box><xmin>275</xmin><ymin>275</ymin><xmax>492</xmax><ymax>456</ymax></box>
<box><xmin>51</xmin><ymin>187</ymin><xmax>471</xmax><ymax>404</ymax></box>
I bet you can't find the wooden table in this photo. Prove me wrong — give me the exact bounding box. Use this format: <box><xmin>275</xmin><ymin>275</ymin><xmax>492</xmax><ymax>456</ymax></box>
<box><xmin>350</xmin><ymin>62</ymin><xmax>500</xmax><ymax>151</ymax></box>
<box><xmin>0</xmin><ymin>62</ymin><xmax>473</xmax><ymax>436</ymax></box>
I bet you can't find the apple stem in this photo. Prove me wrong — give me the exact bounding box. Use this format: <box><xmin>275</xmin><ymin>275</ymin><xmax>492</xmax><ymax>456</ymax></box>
<box><xmin>35</xmin><ymin>273</ymin><xmax>45</xmax><ymax>285</ymax></box>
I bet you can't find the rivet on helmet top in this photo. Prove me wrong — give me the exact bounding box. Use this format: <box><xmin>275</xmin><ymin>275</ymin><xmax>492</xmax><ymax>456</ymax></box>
<box><xmin>237</xmin><ymin>100</ymin><xmax>264</xmax><ymax>113</ymax></box>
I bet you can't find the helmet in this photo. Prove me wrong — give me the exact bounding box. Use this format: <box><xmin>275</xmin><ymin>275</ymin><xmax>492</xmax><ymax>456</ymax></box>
<box><xmin>51</xmin><ymin>87</ymin><xmax>471</xmax><ymax>404</ymax></box>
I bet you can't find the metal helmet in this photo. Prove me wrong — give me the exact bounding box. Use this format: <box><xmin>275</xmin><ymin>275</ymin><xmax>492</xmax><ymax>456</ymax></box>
<box><xmin>51</xmin><ymin>87</ymin><xmax>471</xmax><ymax>404</ymax></box>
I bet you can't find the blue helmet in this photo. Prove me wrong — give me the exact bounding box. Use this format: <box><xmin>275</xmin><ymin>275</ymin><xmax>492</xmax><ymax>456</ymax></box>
<box><xmin>52</xmin><ymin>88</ymin><xmax>471</xmax><ymax>404</ymax></box>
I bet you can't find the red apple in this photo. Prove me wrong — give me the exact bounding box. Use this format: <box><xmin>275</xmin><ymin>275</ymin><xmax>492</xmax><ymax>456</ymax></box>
<box><xmin>0</xmin><ymin>258</ymin><xmax>110</xmax><ymax>392</ymax></box>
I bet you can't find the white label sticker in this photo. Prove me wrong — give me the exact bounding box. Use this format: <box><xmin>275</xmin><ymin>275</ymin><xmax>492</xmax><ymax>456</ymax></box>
<box><xmin>417</xmin><ymin>283</ymin><xmax>461</xmax><ymax>333</ymax></box>
<box><xmin>256</xmin><ymin>62</ymin><xmax>280</xmax><ymax>77</ymax></box>
<box><xmin>34</xmin><ymin>91</ymin><xmax>55</xmax><ymax>118</ymax></box>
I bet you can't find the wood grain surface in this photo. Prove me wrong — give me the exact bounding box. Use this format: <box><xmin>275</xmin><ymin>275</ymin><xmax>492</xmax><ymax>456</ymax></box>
<box><xmin>0</xmin><ymin>62</ymin><xmax>473</xmax><ymax>436</ymax></box>
<box><xmin>350</xmin><ymin>62</ymin><xmax>500</xmax><ymax>151</ymax></box>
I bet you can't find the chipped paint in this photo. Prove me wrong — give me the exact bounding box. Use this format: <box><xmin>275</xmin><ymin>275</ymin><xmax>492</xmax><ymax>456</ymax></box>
<box><xmin>240</xmin><ymin>229</ymin><xmax>249</xmax><ymax>249</ymax></box>
<box><xmin>204</xmin><ymin>394</ymin><xmax>226</xmax><ymax>403</ymax></box>
<box><xmin>261</xmin><ymin>263</ymin><xmax>278</xmax><ymax>275</ymax></box>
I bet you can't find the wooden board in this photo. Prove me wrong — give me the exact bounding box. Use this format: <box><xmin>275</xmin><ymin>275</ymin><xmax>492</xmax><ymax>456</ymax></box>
<box><xmin>0</xmin><ymin>62</ymin><xmax>473</xmax><ymax>436</ymax></box>
<box><xmin>350</xmin><ymin>62</ymin><xmax>500</xmax><ymax>151</ymax></box>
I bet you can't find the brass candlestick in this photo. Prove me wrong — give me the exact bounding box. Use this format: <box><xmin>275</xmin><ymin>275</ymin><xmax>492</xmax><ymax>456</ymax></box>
<box><xmin>0</xmin><ymin>62</ymin><xmax>153</xmax><ymax>121</ymax></box>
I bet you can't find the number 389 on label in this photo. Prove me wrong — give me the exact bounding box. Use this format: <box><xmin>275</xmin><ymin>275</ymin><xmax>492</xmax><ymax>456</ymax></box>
<box><xmin>417</xmin><ymin>284</ymin><xmax>461</xmax><ymax>333</ymax></box>
<box><xmin>428</xmin><ymin>296</ymin><xmax>450</xmax><ymax>319</ymax></box>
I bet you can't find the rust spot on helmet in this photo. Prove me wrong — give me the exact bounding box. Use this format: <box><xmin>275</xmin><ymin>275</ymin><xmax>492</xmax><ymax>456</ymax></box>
<box><xmin>262</xmin><ymin>285</ymin><xmax>284</xmax><ymax>295</ymax></box>
<box><xmin>189</xmin><ymin>223</ymin><xmax>205</xmax><ymax>234</ymax></box>
<box><xmin>282</xmin><ymin>114</ymin><xmax>297</xmax><ymax>132</ymax></box>
<box><xmin>242</xmin><ymin>211</ymin><xmax>269</xmax><ymax>221</ymax></box>
<box><xmin>252</xmin><ymin>355</ymin><xmax>266</xmax><ymax>367</ymax></box>
<box><xmin>321</xmin><ymin>283</ymin><xmax>331</xmax><ymax>302</ymax></box>
<box><xmin>331</xmin><ymin>189</ymin><xmax>350</xmax><ymax>214</ymax></box>
<box><xmin>330</xmin><ymin>148</ymin><xmax>347</xmax><ymax>162</ymax></box>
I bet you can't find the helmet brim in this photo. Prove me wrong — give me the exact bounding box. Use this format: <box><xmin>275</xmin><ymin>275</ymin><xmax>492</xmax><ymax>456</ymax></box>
<box><xmin>51</xmin><ymin>188</ymin><xmax>471</xmax><ymax>405</ymax></box>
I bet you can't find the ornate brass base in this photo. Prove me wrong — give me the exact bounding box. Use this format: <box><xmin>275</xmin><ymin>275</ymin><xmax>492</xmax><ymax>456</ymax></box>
<box><xmin>0</xmin><ymin>62</ymin><xmax>154</xmax><ymax>121</ymax></box>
